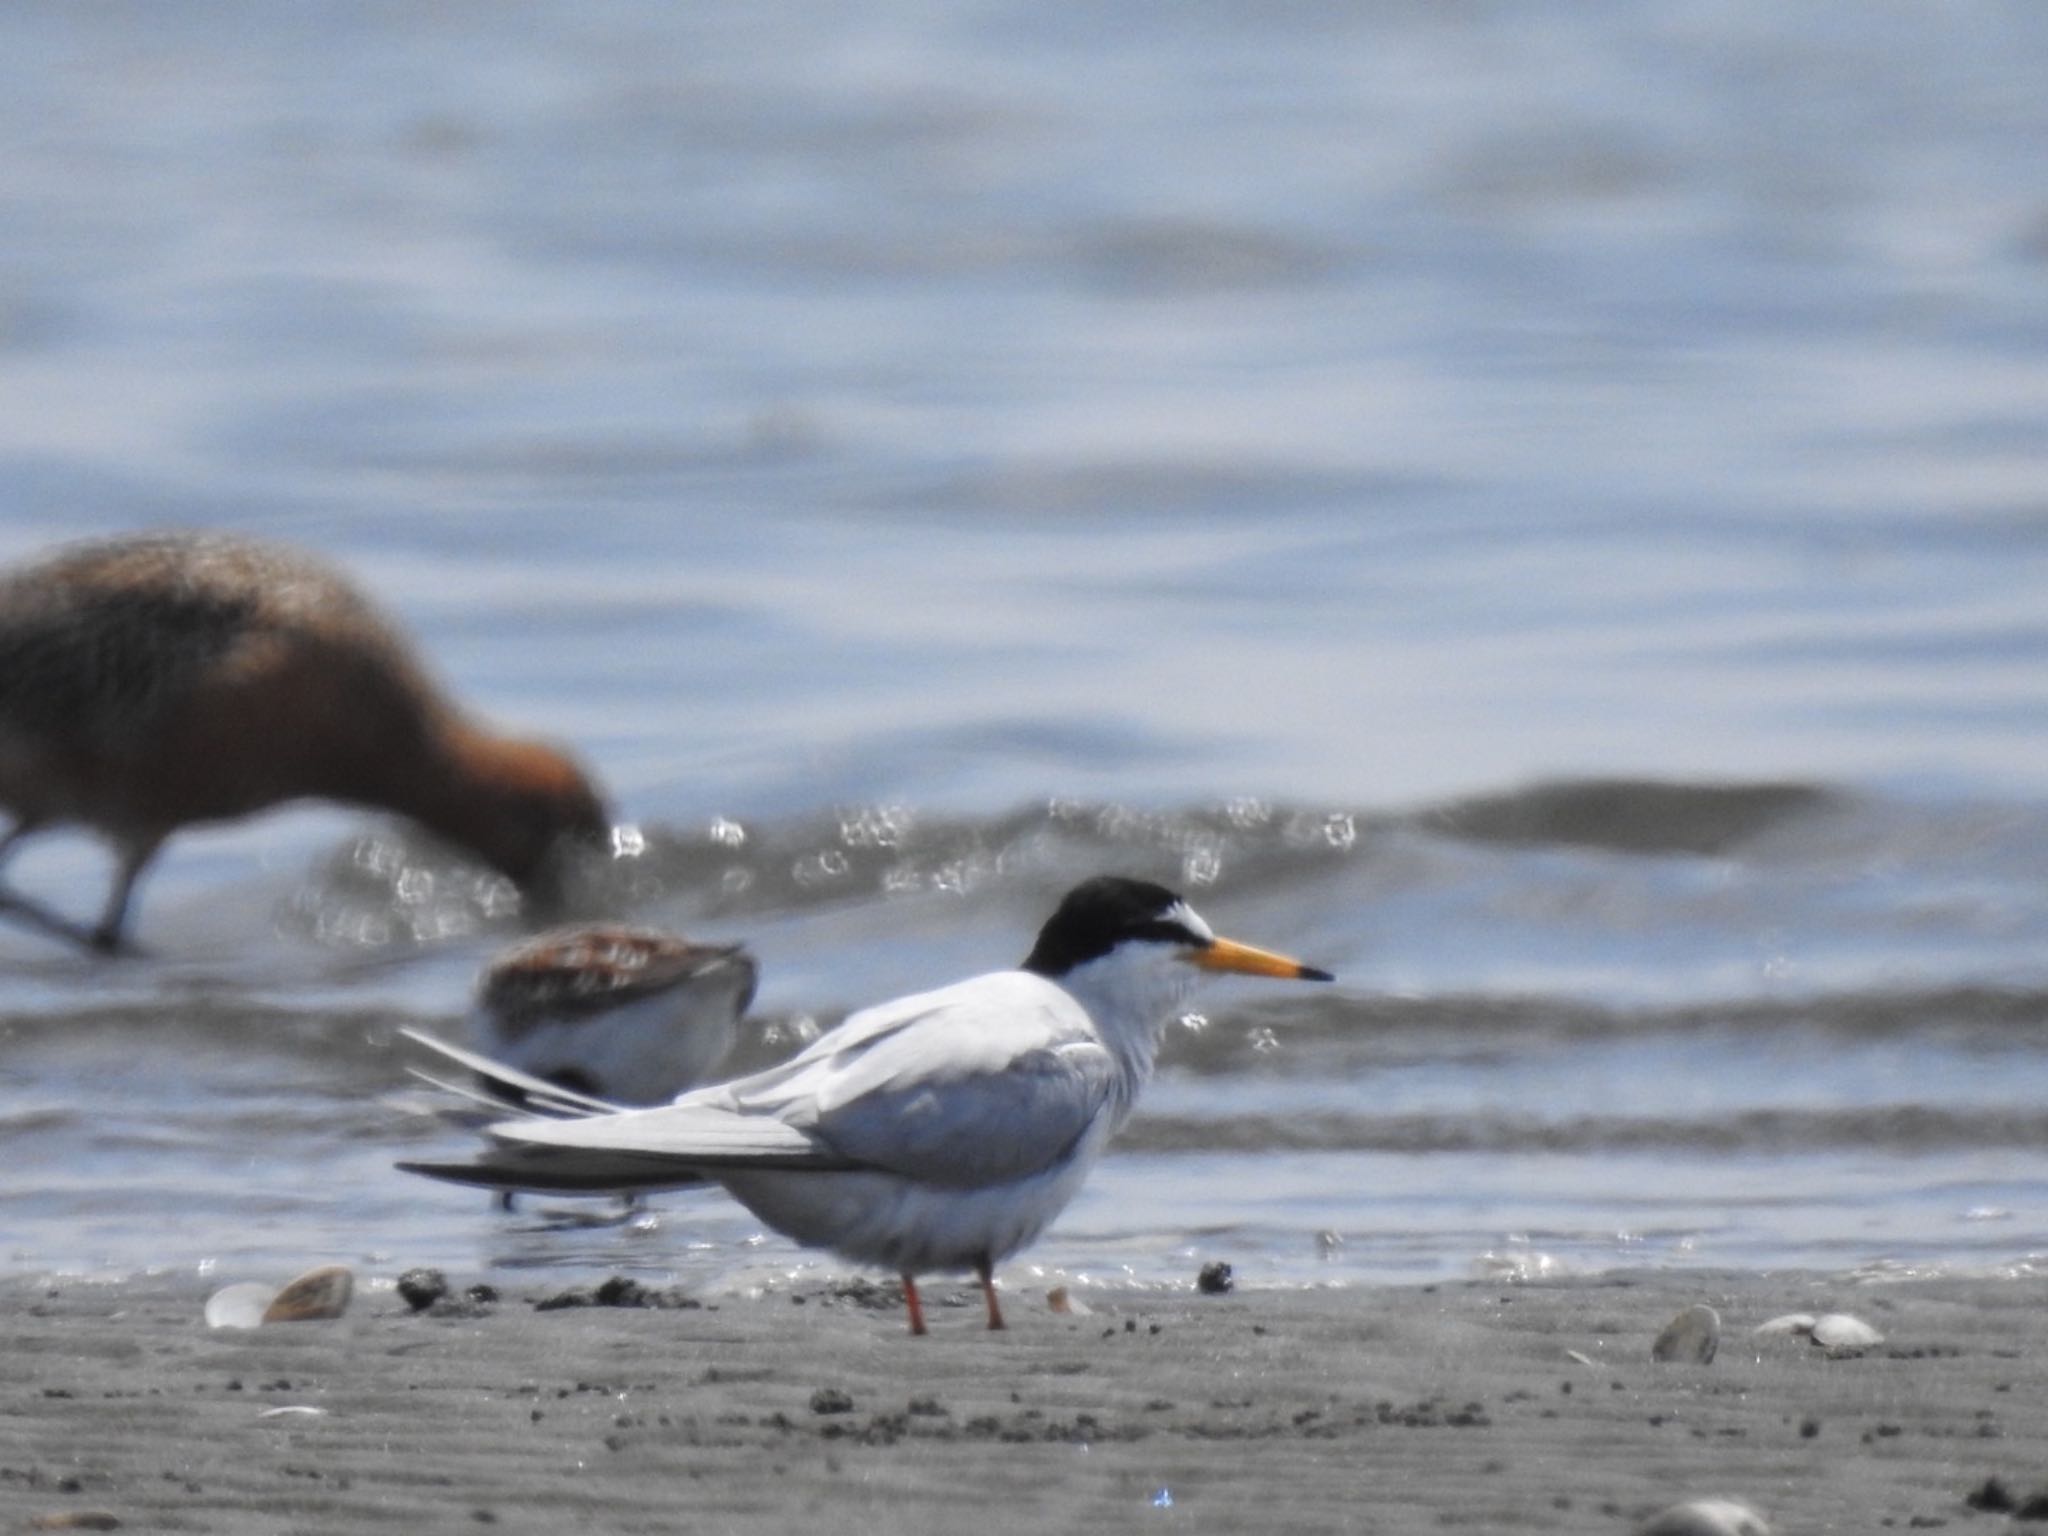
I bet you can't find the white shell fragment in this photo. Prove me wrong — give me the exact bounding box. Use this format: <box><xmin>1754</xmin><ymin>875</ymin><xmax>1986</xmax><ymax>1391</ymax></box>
<box><xmin>1808</xmin><ymin>1313</ymin><xmax>1883</xmax><ymax>1353</ymax></box>
<box><xmin>1752</xmin><ymin>1311</ymin><xmax>1883</xmax><ymax>1354</ymax></box>
<box><xmin>1752</xmin><ymin>1313</ymin><xmax>1818</xmax><ymax>1337</ymax></box>
<box><xmin>257</xmin><ymin>1406</ymin><xmax>330</xmax><ymax>1419</ymax></box>
<box><xmin>203</xmin><ymin>1282</ymin><xmax>277</xmax><ymax>1331</ymax></box>
<box><xmin>1046</xmin><ymin>1286</ymin><xmax>1093</xmax><ymax>1317</ymax></box>
<box><xmin>1651</xmin><ymin>1304</ymin><xmax>1721</xmax><ymax>1364</ymax></box>
<box><xmin>1636</xmin><ymin>1498</ymin><xmax>1771</xmax><ymax>1536</ymax></box>
<box><xmin>262</xmin><ymin>1265</ymin><xmax>354</xmax><ymax>1324</ymax></box>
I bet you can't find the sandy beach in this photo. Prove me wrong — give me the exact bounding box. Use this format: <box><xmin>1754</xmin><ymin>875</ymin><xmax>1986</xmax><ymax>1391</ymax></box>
<box><xmin>2</xmin><ymin>1267</ymin><xmax>2041</xmax><ymax>1534</ymax></box>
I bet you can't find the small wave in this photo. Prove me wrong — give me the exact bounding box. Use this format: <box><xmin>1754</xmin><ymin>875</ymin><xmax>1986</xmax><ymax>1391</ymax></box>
<box><xmin>1125</xmin><ymin>1104</ymin><xmax>2048</xmax><ymax>1156</ymax></box>
<box><xmin>291</xmin><ymin>796</ymin><xmax>1375</xmax><ymax>939</ymax></box>
<box><xmin>1154</xmin><ymin>985</ymin><xmax>2048</xmax><ymax>1079</ymax></box>
<box><xmin>0</xmin><ymin>1105</ymin><xmax>74</xmax><ymax>1142</ymax></box>
<box><xmin>1413</xmin><ymin>778</ymin><xmax>1842</xmax><ymax>856</ymax></box>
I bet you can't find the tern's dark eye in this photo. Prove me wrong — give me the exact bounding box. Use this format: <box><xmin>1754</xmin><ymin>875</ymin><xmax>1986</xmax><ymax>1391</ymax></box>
<box><xmin>1131</xmin><ymin>919</ymin><xmax>1207</xmax><ymax>950</ymax></box>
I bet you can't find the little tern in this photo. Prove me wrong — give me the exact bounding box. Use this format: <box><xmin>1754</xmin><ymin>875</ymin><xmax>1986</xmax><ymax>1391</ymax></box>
<box><xmin>400</xmin><ymin>875</ymin><xmax>1333</xmax><ymax>1334</ymax></box>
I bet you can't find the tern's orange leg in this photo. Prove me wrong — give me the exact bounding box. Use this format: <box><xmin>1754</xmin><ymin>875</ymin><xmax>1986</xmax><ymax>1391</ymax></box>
<box><xmin>976</xmin><ymin>1257</ymin><xmax>1006</xmax><ymax>1331</ymax></box>
<box><xmin>901</xmin><ymin>1273</ymin><xmax>928</xmax><ymax>1336</ymax></box>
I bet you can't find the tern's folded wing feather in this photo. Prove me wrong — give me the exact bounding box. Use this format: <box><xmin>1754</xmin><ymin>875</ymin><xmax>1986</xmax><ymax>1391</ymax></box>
<box><xmin>490</xmin><ymin>1101</ymin><xmax>855</xmax><ymax>1169</ymax></box>
<box><xmin>715</xmin><ymin>971</ymin><xmax>1101</xmax><ymax>1117</ymax></box>
<box><xmin>397</xmin><ymin>1148</ymin><xmax>714</xmax><ymax>1194</ymax></box>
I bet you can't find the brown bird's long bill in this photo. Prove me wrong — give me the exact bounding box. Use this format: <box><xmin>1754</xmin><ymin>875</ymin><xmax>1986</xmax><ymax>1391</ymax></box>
<box><xmin>1190</xmin><ymin>935</ymin><xmax>1334</xmax><ymax>983</ymax></box>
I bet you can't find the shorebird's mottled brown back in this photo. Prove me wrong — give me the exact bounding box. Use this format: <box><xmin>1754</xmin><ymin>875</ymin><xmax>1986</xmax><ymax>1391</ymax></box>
<box><xmin>480</xmin><ymin>927</ymin><xmax>757</xmax><ymax>1036</ymax></box>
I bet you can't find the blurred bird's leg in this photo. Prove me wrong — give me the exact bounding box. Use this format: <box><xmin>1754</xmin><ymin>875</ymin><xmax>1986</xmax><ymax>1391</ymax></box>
<box><xmin>976</xmin><ymin>1256</ymin><xmax>1006</xmax><ymax>1331</ymax></box>
<box><xmin>87</xmin><ymin>836</ymin><xmax>161</xmax><ymax>956</ymax></box>
<box><xmin>901</xmin><ymin>1273</ymin><xmax>927</xmax><ymax>1336</ymax></box>
<box><xmin>0</xmin><ymin>817</ymin><xmax>34</xmax><ymax>875</ymax></box>
<box><xmin>0</xmin><ymin>818</ymin><xmax>140</xmax><ymax>955</ymax></box>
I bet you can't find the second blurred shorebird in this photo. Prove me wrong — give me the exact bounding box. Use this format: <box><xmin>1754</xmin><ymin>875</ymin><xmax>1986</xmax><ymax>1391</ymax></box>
<box><xmin>471</xmin><ymin>925</ymin><xmax>757</xmax><ymax>1106</ymax></box>
<box><xmin>0</xmin><ymin>531</ymin><xmax>610</xmax><ymax>953</ymax></box>
<box><xmin>401</xmin><ymin>876</ymin><xmax>1332</xmax><ymax>1335</ymax></box>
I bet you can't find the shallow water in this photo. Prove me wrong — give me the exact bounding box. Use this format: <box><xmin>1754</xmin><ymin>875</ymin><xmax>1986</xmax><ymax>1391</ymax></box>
<box><xmin>2</xmin><ymin>2</ymin><xmax>2046</xmax><ymax>1294</ymax></box>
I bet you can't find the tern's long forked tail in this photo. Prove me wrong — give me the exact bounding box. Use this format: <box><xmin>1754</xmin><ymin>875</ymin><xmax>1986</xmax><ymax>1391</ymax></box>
<box><xmin>397</xmin><ymin>1025</ymin><xmax>681</xmax><ymax>1196</ymax></box>
<box><xmin>396</xmin><ymin>1145</ymin><xmax>719</xmax><ymax>1196</ymax></box>
<box><xmin>395</xmin><ymin>1025</ymin><xmax>854</xmax><ymax>1198</ymax></box>
<box><xmin>398</xmin><ymin>1025</ymin><xmax>625</xmax><ymax>1118</ymax></box>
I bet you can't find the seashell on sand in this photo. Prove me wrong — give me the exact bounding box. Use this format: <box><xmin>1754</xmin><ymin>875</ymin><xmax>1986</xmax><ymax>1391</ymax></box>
<box><xmin>1651</xmin><ymin>1304</ymin><xmax>1721</xmax><ymax>1364</ymax></box>
<box><xmin>1807</xmin><ymin>1313</ymin><xmax>1883</xmax><ymax>1353</ymax></box>
<box><xmin>1752</xmin><ymin>1311</ymin><xmax>1882</xmax><ymax>1354</ymax></box>
<box><xmin>1046</xmin><ymin>1286</ymin><xmax>1092</xmax><ymax>1316</ymax></box>
<box><xmin>1636</xmin><ymin>1497</ymin><xmax>1771</xmax><ymax>1535</ymax></box>
<box><xmin>1752</xmin><ymin>1313</ymin><xmax>1817</xmax><ymax>1336</ymax></box>
<box><xmin>207</xmin><ymin>1265</ymin><xmax>354</xmax><ymax>1327</ymax></box>
<box><xmin>261</xmin><ymin>1264</ymin><xmax>354</xmax><ymax>1323</ymax></box>
<box><xmin>203</xmin><ymin>1282</ymin><xmax>278</xmax><ymax>1331</ymax></box>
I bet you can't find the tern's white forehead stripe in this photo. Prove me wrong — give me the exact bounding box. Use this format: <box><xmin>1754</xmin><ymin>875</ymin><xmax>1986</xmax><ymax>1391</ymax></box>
<box><xmin>1166</xmin><ymin>900</ymin><xmax>1214</xmax><ymax>944</ymax></box>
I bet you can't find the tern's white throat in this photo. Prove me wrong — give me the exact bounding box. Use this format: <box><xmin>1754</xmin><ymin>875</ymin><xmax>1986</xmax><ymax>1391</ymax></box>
<box><xmin>1044</xmin><ymin>905</ymin><xmax>1214</xmax><ymax>1089</ymax></box>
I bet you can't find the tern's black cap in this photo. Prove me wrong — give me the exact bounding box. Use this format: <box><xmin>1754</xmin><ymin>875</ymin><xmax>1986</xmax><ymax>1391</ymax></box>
<box><xmin>1021</xmin><ymin>876</ymin><xmax>1202</xmax><ymax>976</ymax></box>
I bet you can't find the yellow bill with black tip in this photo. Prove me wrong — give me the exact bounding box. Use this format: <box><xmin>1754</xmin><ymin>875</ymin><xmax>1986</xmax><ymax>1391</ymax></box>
<box><xmin>1189</xmin><ymin>936</ymin><xmax>1334</xmax><ymax>983</ymax></box>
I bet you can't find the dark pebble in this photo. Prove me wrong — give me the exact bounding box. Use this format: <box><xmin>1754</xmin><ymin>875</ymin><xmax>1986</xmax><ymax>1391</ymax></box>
<box><xmin>396</xmin><ymin>1268</ymin><xmax>449</xmax><ymax>1312</ymax></box>
<box><xmin>1965</xmin><ymin>1478</ymin><xmax>2015</xmax><ymax>1514</ymax></box>
<box><xmin>810</xmin><ymin>1388</ymin><xmax>855</xmax><ymax>1415</ymax></box>
<box><xmin>1197</xmin><ymin>1262</ymin><xmax>1234</xmax><ymax>1295</ymax></box>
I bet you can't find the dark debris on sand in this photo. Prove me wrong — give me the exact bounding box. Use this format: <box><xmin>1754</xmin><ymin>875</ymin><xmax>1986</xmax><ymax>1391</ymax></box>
<box><xmin>534</xmin><ymin>1276</ymin><xmax>702</xmax><ymax>1312</ymax></box>
<box><xmin>396</xmin><ymin>1267</ymin><xmax>450</xmax><ymax>1312</ymax></box>
<box><xmin>1966</xmin><ymin>1476</ymin><xmax>2048</xmax><ymax>1520</ymax></box>
<box><xmin>397</xmin><ymin>1268</ymin><xmax>500</xmax><ymax>1319</ymax></box>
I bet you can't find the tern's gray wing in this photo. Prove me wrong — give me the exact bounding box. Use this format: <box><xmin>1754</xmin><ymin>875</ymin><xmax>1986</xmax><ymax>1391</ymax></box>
<box><xmin>718</xmin><ymin>970</ymin><xmax>1123</xmax><ymax>1188</ymax></box>
<box><xmin>805</xmin><ymin>1036</ymin><xmax>1119</xmax><ymax>1188</ymax></box>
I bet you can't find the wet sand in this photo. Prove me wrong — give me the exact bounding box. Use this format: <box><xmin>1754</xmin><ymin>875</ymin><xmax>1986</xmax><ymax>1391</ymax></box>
<box><xmin>2</xmin><ymin>1269</ymin><xmax>2042</xmax><ymax>1534</ymax></box>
